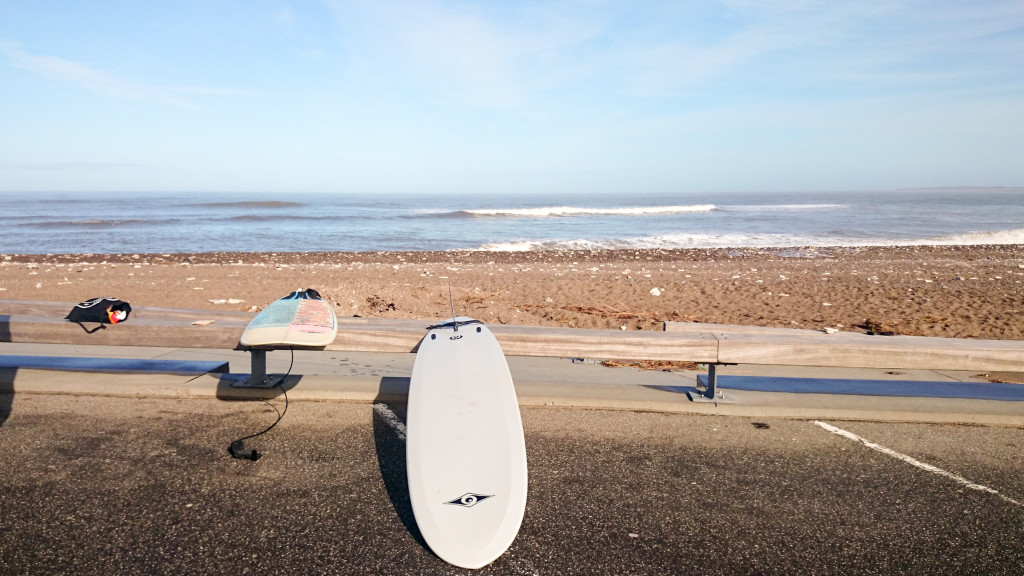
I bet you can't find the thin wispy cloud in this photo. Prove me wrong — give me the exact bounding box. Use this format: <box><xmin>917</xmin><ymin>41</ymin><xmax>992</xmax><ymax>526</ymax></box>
<box><xmin>708</xmin><ymin>1</ymin><xmax>1024</xmax><ymax>90</ymax></box>
<box><xmin>0</xmin><ymin>161</ymin><xmax>142</xmax><ymax>171</ymax></box>
<box><xmin>323</xmin><ymin>0</ymin><xmax>604</xmax><ymax>109</ymax></box>
<box><xmin>329</xmin><ymin>0</ymin><xmax>1024</xmax><ymax>106</ymax></box>
<box><xmin>1</xmin><ymin>41</ymin><xmax>201</xmax><ymax>108</ymax></box>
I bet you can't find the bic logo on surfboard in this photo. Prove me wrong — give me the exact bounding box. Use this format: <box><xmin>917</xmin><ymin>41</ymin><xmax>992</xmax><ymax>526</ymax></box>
<box><xmin>444</xmin><ymin>493</ymin><xmax>494</xmax><ymax>508</ymax></box>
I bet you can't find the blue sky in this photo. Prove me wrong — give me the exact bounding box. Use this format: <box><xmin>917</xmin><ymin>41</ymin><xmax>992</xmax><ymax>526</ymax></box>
<box><xmin>1</xmin><ymin>0</ymin><xmax>1022</xmax><ymax>194</ymax></box>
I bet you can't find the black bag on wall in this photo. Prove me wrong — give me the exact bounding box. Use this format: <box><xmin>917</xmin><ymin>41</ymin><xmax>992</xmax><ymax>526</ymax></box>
<box><xmin>65</xmin><ymin>297</ymin><xmax>132</xmax><ymax>324</ymax></box>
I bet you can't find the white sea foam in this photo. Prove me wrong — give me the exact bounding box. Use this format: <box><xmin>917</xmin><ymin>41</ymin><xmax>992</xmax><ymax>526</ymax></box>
<box><xmin>473</xmin><ymin>233</ymin><xmax>818</xmax><ymax>251</ymax></box>
<box><xmin>471</xmin><ymin>228</ymin><xmax>1024</xmax><ymax>251</ymax></box>
<box><xmin>923</xmin><ymin>228</ymin><xmax>1024</xmax><ymax>245</ymax></box>
<box><xmin>463</xmin><ymin>204</ymin><xmax>715</xmax><ymax>217</ymax></box>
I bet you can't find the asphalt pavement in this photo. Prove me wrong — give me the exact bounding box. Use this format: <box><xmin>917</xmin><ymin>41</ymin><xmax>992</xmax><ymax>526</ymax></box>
<box><xmin>0</xmin><ymin>343</ymin><xmax>1022</xmax><ymax>574</ymax></box>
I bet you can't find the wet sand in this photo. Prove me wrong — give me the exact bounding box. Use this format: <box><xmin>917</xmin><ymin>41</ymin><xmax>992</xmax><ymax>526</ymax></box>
<box><xmin>2</xmin><ymin>245</ymin><xmax>1022</xmax><ymax>340</ymax></box>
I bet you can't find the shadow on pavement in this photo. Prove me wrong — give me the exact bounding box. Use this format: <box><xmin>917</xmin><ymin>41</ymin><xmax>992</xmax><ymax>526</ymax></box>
<box><xmin>0</xmin><ymin>318</ymin><xmax>10</xmax><ymax>427</ymax></box>
<box><xmin>371</xmin><ymin>377</ymin><xmax>428</xmax><ymax>550</ymax></box>
<box><xmin>213</xmin><ymin>373</ymin><xmax>302</xmax><ymax>401</ymax></box>
<box><xmin>0</xmin><ymin>369</ymin><xmax>12</xmax><ymax>429</ymax></box>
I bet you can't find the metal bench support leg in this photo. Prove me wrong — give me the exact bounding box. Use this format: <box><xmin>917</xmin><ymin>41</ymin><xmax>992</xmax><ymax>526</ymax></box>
<box><xmin>708</xmin><ymin>363</ymin><xmax>718</xmax><ymax>397</ymax></box>
<box><xmin>231</xmin><ymin>349</ymin><xmax>280</xmax><ymax>389</ymax></box>
<box><xmin>687</xmin><ymin>363</ymin><xmax>737</xmax><ymax>404</ymax></box>
<box><xmin>251</xmin><ymin>349</ymin><xmax>267</xmax><ymax>383</ymax></box>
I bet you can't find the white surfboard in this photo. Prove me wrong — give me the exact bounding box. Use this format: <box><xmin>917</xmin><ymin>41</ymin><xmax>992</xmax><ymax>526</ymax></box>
<box><xmin>239</xmin><ymin>289</ymin><xmax>337</xmax><ymax>348</ymax></box>
<box><xmin>406</xmin><ymin>317</ymin><xmax>528</xmax><ymax>569</ymax></box>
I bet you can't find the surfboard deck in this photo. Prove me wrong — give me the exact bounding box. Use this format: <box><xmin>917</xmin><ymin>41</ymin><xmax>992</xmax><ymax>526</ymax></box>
<box><xmin>239</xmin><ymin>289</ymin><xmax>337</xmax><ymax>348</ymax></box>
<box><xmin>406</xmin><ymin>317</ymin><xmax>528</xmax><ymax>569</ymax></box>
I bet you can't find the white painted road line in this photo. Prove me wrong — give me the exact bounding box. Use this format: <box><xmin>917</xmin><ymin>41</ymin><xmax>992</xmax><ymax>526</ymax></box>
<box><xmin>813</xmin><ymin>421</ymin><xmax>1022</xmax><ymax>508</ymax></box>
<box><xmin>373</xmin><ymin>403</ymin><xmax>407</xmax><ymax>442</ymax></box>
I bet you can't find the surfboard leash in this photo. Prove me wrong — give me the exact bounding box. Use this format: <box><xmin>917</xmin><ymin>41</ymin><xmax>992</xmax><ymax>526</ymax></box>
<box><xmin>228</xmin><ymin>348</ymin><xmax>295</xmax><ymax>461</ymax></box>
<box><xmin>446</xmin><ymin>280</ymin><xmax>460</xmax><ymax>331</ymax></box>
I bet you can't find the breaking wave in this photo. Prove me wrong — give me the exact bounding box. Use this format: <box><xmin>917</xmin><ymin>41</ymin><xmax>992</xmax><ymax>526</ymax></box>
<box><xmin>424</xmin><ymin>204</ymin><xmax>716</xmax><ymax>218</ymax></box>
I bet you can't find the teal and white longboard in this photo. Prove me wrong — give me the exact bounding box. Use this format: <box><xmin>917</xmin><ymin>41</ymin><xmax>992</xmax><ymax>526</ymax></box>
<box><xmin>239</xmin><ymin>289</ymin><xmax>337</xmax><ymax>348</ymax></box>
<box><xmin>406</xmin><ymin>317</ymin><xmax>528</xmax><ymax>569</ymax></box>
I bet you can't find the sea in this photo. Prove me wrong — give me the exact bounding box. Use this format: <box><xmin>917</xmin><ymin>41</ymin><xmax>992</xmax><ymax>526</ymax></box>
<box><xmin>2</xmin><ymin>188</ymin><xmax>1023</xmax><ymax>255</ymax></box>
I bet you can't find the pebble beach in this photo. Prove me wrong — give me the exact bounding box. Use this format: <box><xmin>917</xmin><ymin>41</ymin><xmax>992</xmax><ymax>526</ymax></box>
<box><xmin>2</xmin><ymin>245</ymin><xmax>1022</xmax><ymax>341</ymax></box>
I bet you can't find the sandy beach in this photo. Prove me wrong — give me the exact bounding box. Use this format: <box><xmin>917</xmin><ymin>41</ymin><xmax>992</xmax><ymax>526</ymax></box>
<box><xmin>2</xmin><ymin>245</ymin><xmax>1022</xmax><ymax>340</ymax></box>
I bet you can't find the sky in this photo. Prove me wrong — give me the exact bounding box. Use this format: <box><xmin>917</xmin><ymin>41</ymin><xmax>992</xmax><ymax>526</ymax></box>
<box><xmin>1</xmin><ymin>0</ymin><xmax>1023</xmax><ymax>195</ymax></box>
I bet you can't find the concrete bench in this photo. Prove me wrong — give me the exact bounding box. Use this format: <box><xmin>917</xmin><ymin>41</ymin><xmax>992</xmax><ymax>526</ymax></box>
<box><xmin>0</xmin><ymin>298</ymin><xmax>719</xmax><ymax>363</ymax></box>
<box><xmin>0</xmin><ymin>301</ymin><xmax>718</xmax><ymax>388</ymax></box>
<box><xmin>665</xmin><ymin>321</ymin><xmax>1024</xmax><ymax>402</ymax></box>
<box><xmin>0</xmin><ymin>300</ymin><xmax>251</xmax><ymax>349</ymax></box>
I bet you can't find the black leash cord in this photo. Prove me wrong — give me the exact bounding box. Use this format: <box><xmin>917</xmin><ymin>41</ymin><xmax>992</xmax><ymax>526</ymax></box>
<box><xmin>228</xmin><ymin>349</ymin><xmax>294</xmax><ymax>461</ymax></box>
